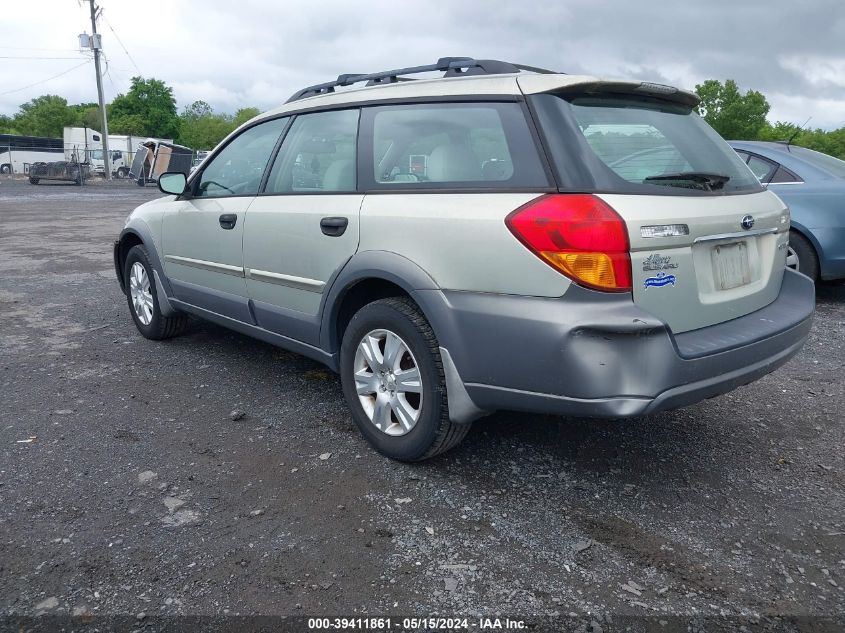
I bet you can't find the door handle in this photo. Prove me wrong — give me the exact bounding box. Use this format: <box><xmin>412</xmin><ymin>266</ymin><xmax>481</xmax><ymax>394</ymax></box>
<box><xmin>219</xmin><ymin>213</ymin><xmax>237</xmax><ymax>230</ymax></box>
<box><xmin>320</xmin><ymin>216</ymin><xmax>348</xmax><ymax>237</ymax></box>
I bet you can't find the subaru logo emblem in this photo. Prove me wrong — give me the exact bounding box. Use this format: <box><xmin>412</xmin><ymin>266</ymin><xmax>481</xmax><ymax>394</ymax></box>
<box><xmin>741</xmin><ymin>214</ymin><xmax>755</xmax><ymax>230</ymax></box>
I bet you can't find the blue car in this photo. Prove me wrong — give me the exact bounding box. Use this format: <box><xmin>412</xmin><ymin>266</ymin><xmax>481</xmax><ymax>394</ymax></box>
<box><xmin>729</xmin><ymin>141</ymin><xmax>845</xmax><ymax>281</ymax></box>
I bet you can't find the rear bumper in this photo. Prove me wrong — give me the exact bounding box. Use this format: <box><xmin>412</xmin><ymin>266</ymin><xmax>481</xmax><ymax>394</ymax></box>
<box><xmin>424</xmin><ymin>269</ymin><xmax>814</xmax><ymax>421</ymax></box>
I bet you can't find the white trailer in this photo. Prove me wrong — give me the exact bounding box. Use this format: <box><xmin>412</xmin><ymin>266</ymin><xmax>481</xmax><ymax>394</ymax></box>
<box><xmin>62</xmin><ymin>127</ymin><xmax>104</xmax><ymax>162</ymax></box>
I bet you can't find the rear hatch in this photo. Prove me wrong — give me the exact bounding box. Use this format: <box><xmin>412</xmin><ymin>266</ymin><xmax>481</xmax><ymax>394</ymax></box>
<box><xmin>524</xmin><ymin>79</ymin><xmax>789</xmax><ymax>333</ymax></box>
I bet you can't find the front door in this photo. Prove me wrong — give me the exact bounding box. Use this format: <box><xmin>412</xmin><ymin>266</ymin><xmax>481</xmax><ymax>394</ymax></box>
<box><xmin>243</xmin><ymin>109</ymin><xmax>362</xmax><ymax>343</ymax></box>
<box><xmin>162</xmin><ymin>117</ymin><xmax>288</xmax><ymax>321</ymax></box>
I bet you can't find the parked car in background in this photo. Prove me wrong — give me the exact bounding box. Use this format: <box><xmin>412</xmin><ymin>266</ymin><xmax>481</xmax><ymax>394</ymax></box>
<box><xmin>729</xmin><ymin>141</ymin><xmax>845</xmax><ymax>281</ymax></box>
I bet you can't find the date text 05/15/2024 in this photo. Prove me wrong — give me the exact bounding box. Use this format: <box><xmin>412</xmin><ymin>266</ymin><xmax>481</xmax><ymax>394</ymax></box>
<box><xmin>307</xmin><ymin>617</ymin><xmax>526</xmax><ymax>630</ymax></box>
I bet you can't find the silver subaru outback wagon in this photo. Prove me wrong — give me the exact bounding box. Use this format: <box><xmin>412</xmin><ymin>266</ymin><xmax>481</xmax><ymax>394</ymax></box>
<box><xmin>113</xmin><ymin>57</ymin><xmax>815</xmax><ymax>461</ymax></box>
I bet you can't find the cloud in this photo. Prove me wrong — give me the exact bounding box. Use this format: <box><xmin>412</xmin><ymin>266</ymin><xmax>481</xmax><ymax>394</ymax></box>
<box><xmin>1</xmin><ymin>0</ymin><xmax>843</xmax><ymax>129</ymax></box>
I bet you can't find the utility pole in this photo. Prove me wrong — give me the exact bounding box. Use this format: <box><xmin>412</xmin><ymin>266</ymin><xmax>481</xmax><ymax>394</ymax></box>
<box><xmin>88</xmin><ymin>0</ymin><xmax>111</xmax><ymax>180</ymax></box>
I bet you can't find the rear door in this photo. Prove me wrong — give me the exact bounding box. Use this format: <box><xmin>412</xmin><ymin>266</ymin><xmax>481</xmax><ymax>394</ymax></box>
<box><xmin>162</xmin><ymin>117</ymin><xmax>287</xmax><ymax>321</ymax></box>
<box><xmin>527</xmin><ymin>88</ymin><xmax>789</xmax><ymax>333</ymax></box>
<box><xmin>242</xmin><ymin>109</ymin><xmax>362</xmax><ymax>343</ymax></box>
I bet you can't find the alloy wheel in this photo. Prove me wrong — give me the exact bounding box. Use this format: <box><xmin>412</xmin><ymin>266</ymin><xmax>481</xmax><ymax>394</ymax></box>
<box><xmin>353</xmin><ymin>329</ymin><xmax>423</xmax><ymax>436</ymax></box>
<box><xmin>129</xmin><ymin>262</ymin><xmax>154</xmax><ymax>326</ymax></box>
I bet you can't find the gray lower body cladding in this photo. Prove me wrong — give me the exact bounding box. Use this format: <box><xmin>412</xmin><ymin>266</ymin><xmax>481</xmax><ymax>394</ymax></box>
<box><xmin>425</xmin><ymin>269</ymin><xmax>814</xmax><ymax>419</ymax></box>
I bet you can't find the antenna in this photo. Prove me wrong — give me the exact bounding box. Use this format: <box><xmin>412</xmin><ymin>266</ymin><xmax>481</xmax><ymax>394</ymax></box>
<box><xmin>786</xmin><ymin>116</ymin><xmax>812</xmax><ymax>151</ymax></box>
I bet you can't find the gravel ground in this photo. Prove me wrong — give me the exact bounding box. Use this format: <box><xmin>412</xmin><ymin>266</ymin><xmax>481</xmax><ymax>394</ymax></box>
<box><xmin>0</xmin><ymin>176</ymin><xmax>843</xmax><ymax>630</ymax></box>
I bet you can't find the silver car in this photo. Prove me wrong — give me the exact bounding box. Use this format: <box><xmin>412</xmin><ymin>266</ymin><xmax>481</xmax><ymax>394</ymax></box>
<box><xmin>113</xmin><ymin>57</ymin><xmax>815</xmax><ymax>461</ymax></box>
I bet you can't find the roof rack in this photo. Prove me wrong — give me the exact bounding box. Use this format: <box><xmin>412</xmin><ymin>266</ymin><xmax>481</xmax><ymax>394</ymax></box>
<box><xmin>285</xmin><ymin>57</ymin><xmax>558</xmax><ymax>103</ymax></box>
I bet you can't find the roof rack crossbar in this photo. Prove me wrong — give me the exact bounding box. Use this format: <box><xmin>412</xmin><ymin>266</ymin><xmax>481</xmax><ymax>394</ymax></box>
<box><xmin>285</xmin><ymin>57</ymin><xmax>559</xmax><ymax>103</ymax></box>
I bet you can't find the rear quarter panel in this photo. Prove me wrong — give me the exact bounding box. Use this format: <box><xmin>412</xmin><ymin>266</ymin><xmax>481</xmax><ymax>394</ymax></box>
<box><xmin>357</xmin><ymin>193</ymin><xmax>573</xmax><ymax>296</ymax></box>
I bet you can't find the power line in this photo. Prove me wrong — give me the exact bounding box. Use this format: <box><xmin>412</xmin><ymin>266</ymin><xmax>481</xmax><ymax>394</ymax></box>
<box><xmin>0</xmin><ymin>55</ymin><xmax>88</xmax><ymax>60</ymax></box>
<box><xmin>0</xmin><ymin>60</ymin><xmax>92</xmax><ymax>96</ymax></box>
<box><xmin>101</xmin><ymin>11</ymin><xmax>142</xmax><ymax>75</ymax></box>
<box><xmin>101</xmin><ymin>51</ymin><xmax>117</xmax><ymax>89</ymax></box>
<box><xmin>0</xmin><ymin>46</ymin><xmax>80</xmax><ymax>52</ymax></box>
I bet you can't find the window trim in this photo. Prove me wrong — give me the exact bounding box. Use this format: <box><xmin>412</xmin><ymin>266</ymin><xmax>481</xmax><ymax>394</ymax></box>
<box><xmin>257</xmin><ymin>107</ymin><xmax>362</xmax><ymax>197</ymax></box>
<box><xmin>739</xmin><ymin>150</ymin><xmax>803</xmax><ymax>185</ymax></box>
<box><xmin>357</xmin><ymin>100</ymin><xmax>554</xmax><ymax>193</ymax></box>
<box><xmin>180</xmin><ymin>95</ymin><xmax>555</xmax><ymax>198</ymax></box>
<box><xmin>182</xmin><ymin>115</ymin><xmax>292</xmax><ymax>201</ymax></box>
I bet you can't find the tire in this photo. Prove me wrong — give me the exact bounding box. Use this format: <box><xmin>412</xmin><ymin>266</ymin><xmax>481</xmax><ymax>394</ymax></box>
<box><xmin>29</xmin><ymin>177</ymin><xmax>39</xmax><ymax>185</ymax></box>
<box><xmin>116</xmin><ymin>167</ymin><xmax>128</xmax><ymax>179</ymax></box>
<box><xmin>124</xmin><ymin>244</ymin><xmax>188</xmax><ymax>340</ymax></box>
<box><xmin>339</xmin><ymin>297</ymin><xmax>471</xmax><ymax>461</ymax></box>
<box><xmin>0</xmin><ymin>164</ymin><xmax>10</xmax><ymax>174</ymax></box>
<box><xmin>787</xmin><ymin>230</ymin><xmax>819</xmax><ymax>281</ymax></box>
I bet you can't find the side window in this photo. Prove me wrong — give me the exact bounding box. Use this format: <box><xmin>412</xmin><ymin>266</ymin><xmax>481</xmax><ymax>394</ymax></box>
<box><xmin>368</xmin><ymin>103</ymin><xmax>548</xmax><ymax>188</ymax></box>
<box><xmin>769</xmin><ymin>165</ymin><xmax>803</xmax><ymax>183</ymax></box>
<box><xmin>195</xmin><ymin>117</ymin><xmax>287</xmax><ymax>198</ymax></box>
<box><xmin>265</xmin><ymin>109</ymin><xmax>359</xmax><ymax>194</ymax></box>
<box><xmin>734</xmin><ymin>150</ymin><xmax>750</xmax><ymax>162</ymax></box>
<box><xmin>745</xmin><ymin>154</ymin><xmax>777</xmax><ymax>182</ymax></box>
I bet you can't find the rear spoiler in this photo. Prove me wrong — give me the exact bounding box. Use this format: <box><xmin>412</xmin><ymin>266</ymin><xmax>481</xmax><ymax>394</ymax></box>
<box><xmin>517</xmin><ymin>75</ymin><xmax>700</xmax><ymax>108</ymax></box>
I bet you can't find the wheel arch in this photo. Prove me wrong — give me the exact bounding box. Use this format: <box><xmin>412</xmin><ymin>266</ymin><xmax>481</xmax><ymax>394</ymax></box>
<box><xmin>114</xmin><ymin>223</ymin><xmax>170</xmax><ymax>296</ymax></box>
<box><xmin>319</xmin><ymin>251</ymin><xmax>445</xmax><ymax>363</ymax></box>
<box><xmin>788</xmin><ymin>220</ymin><xmax>824</xmax><ymax>275</ymax></box>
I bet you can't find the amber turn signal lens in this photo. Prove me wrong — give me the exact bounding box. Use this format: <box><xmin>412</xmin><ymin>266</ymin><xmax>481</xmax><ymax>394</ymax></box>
<box><xmin>540</xmin><ymin>251</ymin><xmax>621</xmax><ymax>290</ymax></box>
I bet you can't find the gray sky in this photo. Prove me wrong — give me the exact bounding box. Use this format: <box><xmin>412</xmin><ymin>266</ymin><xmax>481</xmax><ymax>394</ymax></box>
<box><xmin>2</xmin><ymin>0</ymin><xmax>844</xmax><ymax>129</ymax></box>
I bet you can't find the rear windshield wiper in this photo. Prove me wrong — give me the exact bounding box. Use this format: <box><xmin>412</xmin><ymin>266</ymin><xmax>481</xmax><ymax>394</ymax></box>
<box><xmin>643</xmin><ymin>171</ymin><xmax>731</xmax><ymax>191</ymax></box>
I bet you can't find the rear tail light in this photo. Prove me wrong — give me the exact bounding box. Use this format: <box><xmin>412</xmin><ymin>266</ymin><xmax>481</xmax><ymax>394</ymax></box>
<box><xmin>505</xmin><ymin>194</ymin><xmax>632</xmax><ymax>292</ymax></box>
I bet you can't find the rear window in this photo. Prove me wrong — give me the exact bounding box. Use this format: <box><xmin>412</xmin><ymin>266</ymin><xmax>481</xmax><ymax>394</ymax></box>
<box><xmin>532</xmin><ymin>93</ymin><xmax>763</xmax><ymax>195</ymax></box>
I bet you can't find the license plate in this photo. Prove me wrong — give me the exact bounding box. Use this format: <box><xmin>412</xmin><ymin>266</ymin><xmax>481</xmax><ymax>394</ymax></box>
<box><xmin>712</xmin><ymin>241</ymin><xmax>750</xmax><ymax>290</ymax></box>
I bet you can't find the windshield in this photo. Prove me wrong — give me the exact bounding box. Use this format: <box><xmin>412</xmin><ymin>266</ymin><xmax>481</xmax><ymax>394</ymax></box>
<box><xmin>91</xmin><ymin>149</ymin><xmax>103</xmax><ymax>160</ymax></box>
<box><xmin>787</xmin><ymin>145</ymin><xmax>845</xmax><ymax>179</ymax></box>
<box><xmin>532</xmin><ymin>93</ymin><xmax>763</xmax><ymax>195</ymax></box>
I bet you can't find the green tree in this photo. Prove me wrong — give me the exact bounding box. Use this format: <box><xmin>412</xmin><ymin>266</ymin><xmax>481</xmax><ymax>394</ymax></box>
<box><xmin>108</xmin><ymin>113</ymin><xmax>147</xmax><ymax>136</ymax></box>
<box><xmin>756</xmin><ymin>121</ymin><xmax>803</xmax><ymax>143</ymax></box>
<box><xmin>109</xmin><ymin>76</ymin><xmax>180</xmax><ymax>138</ymax></box>
<box><xmin>695</xmin><ymin>79</ymin><xmax>770</xmax><ymax>140</ymax></box>
<box><xmin>232</xmin><ymin>107</ymin><xmax>261</xmax><ymax>127</ymax></box>
<box><xmin>12</xmin><ymin>95</ymin><xmax>76</xmax><ymax>137</ymax></box>
<box><xmin>756</xmin><ymin>122</ymin><xmax>845</xmax><ymax>160</ymax></box>
<box><xmin>0</xmin><ymin>114</ymin><xmax>13</xmax><ymax>134</ymax></box>
<box><xmin>70</xmin><ymin>103</ymin><xmax>102</xmax><ymax>130</ymax></box>
<box><xmin>177</xmin><ymin>100</ymin><xmax>236</xmax><ymax>150</ymax></box>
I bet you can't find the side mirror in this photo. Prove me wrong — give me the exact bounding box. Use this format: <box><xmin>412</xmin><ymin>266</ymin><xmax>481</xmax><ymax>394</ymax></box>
<box><xmin>158</xmin><ymin>171</ymin><xmax>187</xmax><ymax>195</ymax></box>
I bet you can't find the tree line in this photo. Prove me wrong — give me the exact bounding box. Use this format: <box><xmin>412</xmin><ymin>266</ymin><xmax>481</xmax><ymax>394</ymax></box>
<box><xmin>1</xmin><ymin>76</ymin><xmax>843</xmax><ymax>158</ymax></box>
<box><xmin>0</xmin><ymin>76</ymin><xmax>260</xmax><ymax>151</ymax></box>
<box><xmin>694</xmin><ymin>79</ymin><xmax>845</xmax><ymax>159</ymax></box>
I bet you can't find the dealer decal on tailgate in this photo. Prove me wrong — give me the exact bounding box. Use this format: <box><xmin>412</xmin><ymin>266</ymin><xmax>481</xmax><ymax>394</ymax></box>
<box><xmin>644</xmin><ymin>271</ymin><xmax>677</xmax><ymax>289</ymax></box>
